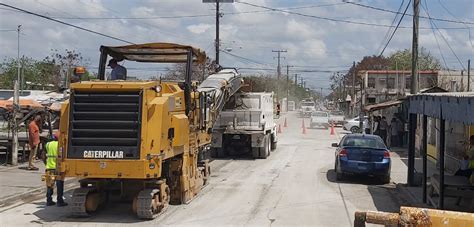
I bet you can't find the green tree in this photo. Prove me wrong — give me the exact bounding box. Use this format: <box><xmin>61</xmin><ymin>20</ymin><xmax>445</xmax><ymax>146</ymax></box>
<box><xmin>388</xmin><ymin>47</ymin><xmax>441</xmax><ymax>70</ymax></box>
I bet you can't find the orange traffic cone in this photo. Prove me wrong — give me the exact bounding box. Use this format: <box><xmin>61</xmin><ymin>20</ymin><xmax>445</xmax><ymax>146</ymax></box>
<box><xmin>284</xmin><ymin>117</ymin><xmax>288</xmax><ymax>127</ymax></box>
<box><xmin>278</xmin><ymin>124</ymin><xmax>282</xmax><ymax>133</ymax></box>
<box><xmin>330</xmin><ymin>121</ymin><xmax>335</xmax><ymax>135</ymax></box>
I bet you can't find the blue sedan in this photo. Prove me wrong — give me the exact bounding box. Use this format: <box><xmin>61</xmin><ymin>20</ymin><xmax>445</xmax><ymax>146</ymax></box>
<box><xmin>333</xmin><ymin>134</ymin><xmax>391</xmax><ymax>183</ymax></box>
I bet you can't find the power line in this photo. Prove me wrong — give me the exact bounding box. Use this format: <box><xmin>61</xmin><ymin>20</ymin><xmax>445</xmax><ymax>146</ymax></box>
<box><xmin>2</xmin><ymin>2</ymin><xmax>345</xmax><ymax>20</ymax></box>
<box><xmin>236</xmin><ymin>1</ymin><xmax>470</xmax><ymax>30</ymax></box>
<box><xmin>1</xmin><ymin>4</ymin><xmax>468</xmax><ymax>30</ymax></box>
<box><xmin>421</xmin><ymin>1</ymin><xmax>465</xmax><ymax>70</ymax></box>
<box><xmin>345</xmin><ymin>1</ymin><xmax>474</xmax><ymax>25</ymax></box>
<box><xmin>377</xmin><ymin>0</ymin><xmax>405</xmax><ymax>54</ymax></box>
<box><xmin>437</xmin><ymin>0</ymin><xmax>473</xmax><ymax>48</ymax></box>
<box><xmin>379</xmin><ymin>0</ymin><xmax>412</xmax><ymax>56</ymax></box>
<box><xmin>221</xmin><ymin>49</ymin><xmax>273</xmax><ymax>67</ymax></box>
<box><xmin>423</xmin><ymin>1</ymin><xmax>450</xmax><ymax>73</ymax></box>
<box><xmin>0</xmin><ymin>3</ymin><xmax>134</xmax><ymax>44</ymax></box>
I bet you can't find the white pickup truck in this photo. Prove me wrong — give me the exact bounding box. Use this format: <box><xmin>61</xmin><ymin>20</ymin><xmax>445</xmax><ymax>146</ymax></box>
<box><xmin>329</xmin><ymin>110</ymin><xmax>345</xmax><ymax>126</ymax></box>
<box><xmin>310</xmin><ymin>111</ymin><xmax>330</xmax><ymax>129</ymax></box>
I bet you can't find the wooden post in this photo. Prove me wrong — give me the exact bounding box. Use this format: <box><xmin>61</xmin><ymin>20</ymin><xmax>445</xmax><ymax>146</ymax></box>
<box><xmin>422</xmin><ymin>115</ymin><xmax>428</xmax><ymax>203</ymax></box>
<box><xmin>439</xmin><ymin>118</ymin><xmax>445</xmax><ymax>209</ymax></box>
<box><xmin>407</xmin><ymin>113</ymin><xmax>417</xmax><ymax>186</ymax></box>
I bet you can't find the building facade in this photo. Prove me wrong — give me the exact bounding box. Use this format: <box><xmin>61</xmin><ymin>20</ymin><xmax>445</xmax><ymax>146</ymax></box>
<box><xmin>359</xmin><ymin>70</ymin><xmax>439</xmax><ymax>105</ymax></box>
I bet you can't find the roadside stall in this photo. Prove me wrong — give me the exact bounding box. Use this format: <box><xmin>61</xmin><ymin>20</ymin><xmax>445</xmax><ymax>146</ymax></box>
<box><xmin>407</xmin><ymin>92</ymin><xmax>474</xmax><ymax>210</ymax></box>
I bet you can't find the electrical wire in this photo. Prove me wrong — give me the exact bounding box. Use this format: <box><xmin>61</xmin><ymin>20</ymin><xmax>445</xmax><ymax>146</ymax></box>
<box><xmin>220</xmin><ymin>49</ymin><xmax>274</xmax><ymax>67</ymax></box>
<box><xmin>423</xmin><ymin>1</ymin><xmax>451</xmax><ymax>72</ymax></box>
<box><xmin>377</xmin><ymin>0</ymin><xmax>405</xmax><ymax>54</ymax></box>
<box><xmin>421</xmin><ymin>1</ymin><xmax>466</xmax><ymax>70</ymax></box>
<box><xmin>236</xmin><ymin>1</ymin><xmax>469</xmax><ymax>30</ymax></box>
<box><xmin>437</xmin><ymin>0</ymin><xmax>473</xmax><ymax>48</ymax></box>
<box><xmin>345</xmin><ymin>1</ymin><xmax>474</xmax><ymax>25</ymax></box>
<box><xmin>0</xmin><ymin>3</ymin><xmax>134</xmax><ymax>44</ymax></box>
<box><xmin>379</xmin><ymin>0</ymin><xmax>411</xmax><ymax>56</ymax></box>
<box><xmin>9</xmin><ymin>2</ymin><xmax>345</xmax><ymax>20</ymax></box>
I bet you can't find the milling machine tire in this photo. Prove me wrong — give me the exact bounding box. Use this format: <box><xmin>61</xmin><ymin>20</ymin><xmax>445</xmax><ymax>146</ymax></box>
<box><xmin>133</xmin><ymin>186</ymin><xmax>170</xmax><ymax>220</ymax></box>
<box><xmin>71</xmin><ymin>187</ymin><xmax>106</xmax><ymax>217</ymax></box>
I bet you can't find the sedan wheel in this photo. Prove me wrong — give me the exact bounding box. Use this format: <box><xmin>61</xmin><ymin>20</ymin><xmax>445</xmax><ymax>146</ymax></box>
<box><xmin>350</xmin><ymin>126</ymin><xmax>360</xmax><ymax>133</ymax></box>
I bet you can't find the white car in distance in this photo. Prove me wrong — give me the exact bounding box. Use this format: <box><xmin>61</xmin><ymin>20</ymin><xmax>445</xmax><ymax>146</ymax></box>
<box><xmin>342</xmin><ymin>116</ymin><xmax>369</xmax><ymax>133</ymax></box>
<box><xmin>310</xmin><ymin>111</ymin><xmax>330</xmax><ymax>129</ymax></box>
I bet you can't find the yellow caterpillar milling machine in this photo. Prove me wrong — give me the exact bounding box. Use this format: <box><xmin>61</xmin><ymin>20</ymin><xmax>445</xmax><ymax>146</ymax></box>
<box><xmin>57</xmin><ymin>43</ymin><xmax>242</xmax><ymax>219</ymax></box>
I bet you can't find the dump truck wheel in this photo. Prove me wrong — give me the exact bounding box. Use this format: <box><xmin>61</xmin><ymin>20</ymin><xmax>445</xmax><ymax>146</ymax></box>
<box><xmin>271</xmin><ymin>135</ymin><xmax>277</xmax><ymax>150</ymax></box>
<box><xmin>260</xmin><ymin>135</ymin><xmax>270</xmax><ymax>159</ymax></box>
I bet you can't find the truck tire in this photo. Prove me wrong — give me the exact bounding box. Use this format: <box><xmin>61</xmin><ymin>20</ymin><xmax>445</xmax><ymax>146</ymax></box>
<box><xmin>211</xmin><ymin>148</ymin><xmax>225</xmax><ymax>158</ymax></box>
<box><xmin>252</xmin><ymin>147</ymin><xmax>260</xmax><ymax>159</ymax></box>
<box><xmin>271</xmin><ymin>134</ymin><xmax>277</xmax><ymax>150</ymax></box>
<box><xmin>260</xmin><ymin>135</ymin><xmax>270</xmax><ymax>159</ymax></box>
<box><xmin>217</xmin><ymin>148</ymin><xmax>226</xmax><ymax>158</ymax></box>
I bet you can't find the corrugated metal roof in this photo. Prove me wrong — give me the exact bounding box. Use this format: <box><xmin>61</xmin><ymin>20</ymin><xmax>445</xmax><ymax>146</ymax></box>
<box><xmin>408</xmin><ymin>92</ymin><xmax>474</xmax><ymax>124</ymax></box>
<box><xmin>364</xmin><ymin>99</ymin><xmax>404</xmax><ymax>112</ymax></box>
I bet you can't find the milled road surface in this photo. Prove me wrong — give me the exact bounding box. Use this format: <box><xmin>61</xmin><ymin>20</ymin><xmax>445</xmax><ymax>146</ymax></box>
<box><xmin>0</xmin><ymin>112</ymin><xmax>405</xmax><ymax>226</ymax></box>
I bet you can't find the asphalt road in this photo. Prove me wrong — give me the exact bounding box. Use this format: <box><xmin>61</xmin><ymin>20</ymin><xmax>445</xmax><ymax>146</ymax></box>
<box><xmin>0</xmin><ymin>112</ymin><xmax>405</xmax><ymax>226</ymax></box>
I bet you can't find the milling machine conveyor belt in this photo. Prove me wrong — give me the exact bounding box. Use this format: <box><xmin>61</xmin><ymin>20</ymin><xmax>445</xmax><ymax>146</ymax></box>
<box><xmin>197</xmin><ymin>68</ymin><xmax>243</xmax><ymax>117</ymax></box>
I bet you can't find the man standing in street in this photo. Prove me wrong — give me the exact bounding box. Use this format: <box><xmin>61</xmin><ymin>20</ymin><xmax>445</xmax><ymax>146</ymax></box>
<box><xmin>108</xmin><ymin>58</ymin><xmax>127</xmax><ymax>80</ymax></box>
<box><xmin>379</xmin><ymin>116</ymin><xmax>389</xmax><ymax>144</ymax></box>
<box><xmin>43</xmin><ymin>132</ymin><xmax>68</xmax><ymax>207</ymax></box>
<box><xmin>390</xmin><ymin>118</ymin><xmax>399</xmax><ymax>147</ymax></box>
<box><xmin>27</xmin><ymin>114</ymin><xmax>41</xmax><ymax>171</ymax></box>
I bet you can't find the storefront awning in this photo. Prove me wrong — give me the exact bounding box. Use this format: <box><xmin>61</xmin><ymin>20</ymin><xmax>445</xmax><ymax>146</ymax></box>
<box><xmin>364</xmin><ymin>99</ymin><xmax>404</xmax><ymax>112</ymax></box>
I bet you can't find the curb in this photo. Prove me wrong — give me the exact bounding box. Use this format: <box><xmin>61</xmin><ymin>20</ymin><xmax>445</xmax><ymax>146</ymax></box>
<box><xmin>0</xmin><ymin>178</ymin><xmax>78</xmax><ymax>209</ymax></box>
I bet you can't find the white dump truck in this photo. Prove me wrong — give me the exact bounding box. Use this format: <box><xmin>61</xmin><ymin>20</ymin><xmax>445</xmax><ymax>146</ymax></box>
<box><xmin>211</xmin><ymin>92</ymin><xmax>277</xmax><ymax>159</ymax></box>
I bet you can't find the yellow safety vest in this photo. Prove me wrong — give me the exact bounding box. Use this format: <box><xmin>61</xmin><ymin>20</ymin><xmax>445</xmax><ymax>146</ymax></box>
<box><xmin>45</xmin><ymin>141</ymin><xmax>58</xmax><ymax>170</ymax></box>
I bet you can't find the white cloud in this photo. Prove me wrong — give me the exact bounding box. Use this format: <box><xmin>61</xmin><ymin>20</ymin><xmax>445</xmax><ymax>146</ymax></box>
<box><xmin>187</xmin><ymin>24</ymin><xmax>212</xmax><ymax>34</ymax></box>
<box><xmin>0</xmin><ymin>0</ymin><xmax>471</xmax><ymax>89</ymax></box>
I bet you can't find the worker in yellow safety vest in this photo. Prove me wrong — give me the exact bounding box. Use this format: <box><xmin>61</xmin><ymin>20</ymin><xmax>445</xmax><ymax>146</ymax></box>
<box><xmin>43</xmin><ymin>132</ymin><xmax>68</xmax><ymax>207</ymax></box>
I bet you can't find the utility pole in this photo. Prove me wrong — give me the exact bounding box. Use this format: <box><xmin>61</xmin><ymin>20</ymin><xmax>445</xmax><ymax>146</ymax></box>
<box><xmin>17</xmin><ymin>25</ymin><xmax>21</xmax><ymax>90</ymax></box>
<box><xmin>408</xmin><ymin>0</ymin><xmax>420</xmax><ymax>187</ymax></box>
<box><xmin>12</xmin><ymin>24</ymin><xmax>21</xmax><ymax>165</ymax></box>
<box><xmin>215</xmin><ymin>1</ymin><xmax>220</xmax><ymax>65</ymax></box>
<box><xmin>272</xmin><ymin>50</ymin><xmax>286</xmax><ymax>104</ymax></box>
<box><xmin>468</xmin><ymin>59</ymin><xmax>471</xmax><ymax>91</ymax></box>
<box><xmin>411</xmin><ymin>0</ymin><xmax>419</xmax><ymax>94</ymax></box>
<box><xmin>352</xmin><ymin>61</ymin><xmax>356</xmax><ymax>115</ymax></box>
<box><xmin>203</xmin><ymin>0</ymin><xmax>235</xmax><ymax>65</ymax></box>
<box><xmin>294</xmin><ymin>74</ymin><xmax>298</xmax><ymax>85</ymax></box>
<box><xmin>286</xmin><ymin>65</ymin><xmax>293</xmax><ymax>112</ymax></box>
<box><xmin>320</xmin><ymin>87</ymin><xmax>323</xmax><ymax>98</ymax></box>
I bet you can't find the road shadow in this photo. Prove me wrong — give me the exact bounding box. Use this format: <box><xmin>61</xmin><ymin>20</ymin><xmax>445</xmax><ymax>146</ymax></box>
<box><xmin>31</xmin><ymin>194</ymin><xmax>153</xmax><ymax>224</ymax></box>
<box><xmin>307</xmin><ymin>127</ymin><xmax>328</xmax><ymax>130</ymax></box>
<box><xmin>325</xmin><ymin>169</ymin><xmax>403</xmax><ymax>213</ymax></box>
<box><xmin>326</xmin><ymin>169</ymin><xmax>385</xmax><ymax>186</ymax></box>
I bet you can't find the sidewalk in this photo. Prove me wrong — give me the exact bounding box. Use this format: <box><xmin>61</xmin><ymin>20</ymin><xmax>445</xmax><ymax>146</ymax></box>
<box><xmin>0</xmin><ymin>160</ymin><xmax>77</xmax><ymax>208</ymax></box>
<box><xmin>389</xmin><ymin>147</ymin><xmax>474</xmax><ymax>212</ymax></box>
<box><xmin>0</xmin><ymin>161</ymin><xmax>48</xmax><ymax>207</ymax></box>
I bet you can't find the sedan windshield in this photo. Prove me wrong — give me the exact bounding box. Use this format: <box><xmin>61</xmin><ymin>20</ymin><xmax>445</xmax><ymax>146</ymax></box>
<box><xmin>342</xmin><ymin>137</ymin><xmax>386</xmax><ymax>149</ymax></box>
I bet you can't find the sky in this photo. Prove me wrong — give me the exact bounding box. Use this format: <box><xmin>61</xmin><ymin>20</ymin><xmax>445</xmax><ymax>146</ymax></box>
<box><xmin>0</xmin><ymin>0</ymin><xmax>473</xmax><ymax>94</ymax></box>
